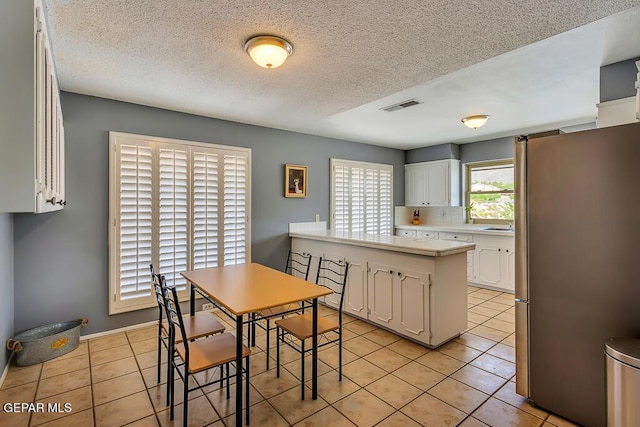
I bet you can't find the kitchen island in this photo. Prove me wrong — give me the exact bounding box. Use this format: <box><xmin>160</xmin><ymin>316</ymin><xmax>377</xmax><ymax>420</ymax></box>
<box><xmin>289</xmin><ymin>227</ymin><xmax>475</xmax><ymax>348</ymax></box>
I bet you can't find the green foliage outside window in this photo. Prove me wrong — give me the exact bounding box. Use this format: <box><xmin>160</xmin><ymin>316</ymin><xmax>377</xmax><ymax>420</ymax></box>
<box><xmin>467</xmin><ymin>162</ymin><xmax>514</xmax><ymax>221</ymax></box>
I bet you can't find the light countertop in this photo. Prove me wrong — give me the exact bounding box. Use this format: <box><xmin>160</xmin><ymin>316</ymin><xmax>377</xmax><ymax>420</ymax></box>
<box><xmin>395</xmin><ymin>224</ymin><xmax>515</xmax><ymax>236</ymax></box>
<box><xmin>289</xmin><ymin>229</ymin><xmax>475</xmax><ymax>257</ymax></box>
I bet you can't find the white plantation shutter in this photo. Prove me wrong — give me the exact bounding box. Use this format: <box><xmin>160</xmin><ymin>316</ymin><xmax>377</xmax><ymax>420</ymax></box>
<box><xmin>118</xmin><ymin>144</ymin><xmax>153</xmax><ymax>302</ymax></box>
<box><xmin>365</xmin><ymin>168</ymin><xmax>378</xmax><ymax>234</ymax></box>
<box><xmin>109</xmin><ymin>133</ymin><xmax>251</xmax><ymax>314</ymax></box>
<box><xmin>351</xmin><ymin>167</ymin><xmax>365</xmax><ymax>233</ymax></box>
<box><xmin>158</xmin><ymin>147</ymin><xmax>189</xmax><ymax>290</ymax></box>
<box><xmin>379</xmin><ymin>169</ymin><xmax>392</xmax><ymax>234</ymax></box>
<box><xmin>192</xmin><ymin>151</ymin><xmax>219</xmax><ymax>270</ymax></box>
<box><xmin>331</xmin><ymin>159</ymin><xmax>393</xmax><ymax>235</ymax></box>
<box><xmin>333</xmin><ymin>165</ymin><xmax>348</xmax><ymax>231</ymax></box>
<box><xmin>223</xmin><ymin>154</ymin><xmax>247</xmax><ymax>265</ymax></box>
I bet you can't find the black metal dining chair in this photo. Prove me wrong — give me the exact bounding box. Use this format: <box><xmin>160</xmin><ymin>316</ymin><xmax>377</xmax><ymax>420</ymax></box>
<box><xmin>150</xmin><ymin>264</ymin><xmax>225</xmax><ymax>404</ymax></box>
<box><xmin>249</xmin><ymin>250</ymin><xmax>312</xmax><ymax>369</ymax></box>
<box><xmin>275</xmin><ymin>257</ymin><xmax>349</xmax><ymax>399</ymax></box>
<box><xmin>162</xmin><ymin>276</ymin><xmax>252</xmax><ymax>426</ymax></box>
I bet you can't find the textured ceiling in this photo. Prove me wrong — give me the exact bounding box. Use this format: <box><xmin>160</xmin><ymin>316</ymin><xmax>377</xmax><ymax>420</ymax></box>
<box><xmin>43</xmin><ymin>0</ymin><xmax>640</xmax><ymax>149</ymax></box>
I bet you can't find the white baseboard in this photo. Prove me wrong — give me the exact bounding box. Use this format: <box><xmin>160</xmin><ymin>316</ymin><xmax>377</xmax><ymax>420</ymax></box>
<box><xmin>79</xmin><ymin>306</ymin><xmax>227</xmax><ymax>341</ymax></box>
<box><xmin>79</xmin><ymin>320</ymin><xmax>157</xmax><ymax>341</ymax></box>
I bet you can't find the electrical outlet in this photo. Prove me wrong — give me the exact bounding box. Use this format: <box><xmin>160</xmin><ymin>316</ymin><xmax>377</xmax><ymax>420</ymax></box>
<box><xmin>315</xmin><ymin>214</ymin><xmax>320</xmax><ymax>222</ymax></box>
<box><xmin>202</xmin><ymin>303</ymin><xmax>214</xmax><ymax>311</ymax></box>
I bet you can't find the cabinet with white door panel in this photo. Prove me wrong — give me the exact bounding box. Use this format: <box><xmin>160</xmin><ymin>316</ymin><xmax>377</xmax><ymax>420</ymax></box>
<box><xmin>405</xmin><ymin>160</ymin><xmax>460</xmax><ymax>207</ymax></box>
<box><xmin>0</xmin><ymin>0</ymin><xmax>65</xmax><ymax>212</ymax></box>
<box><xmin>472</xmin><ymin>234</ymin><xmax>515</xmax><ymax>292</ymax></box>
<box><xmin>290</xmin><ymin>235</ymin><xmax>468</xmax><ymax>348</ymax></box>
<box><xmin>395</xmin><ymin>226</ymin><xmax>515</xmax><ymax>292</ymax></box>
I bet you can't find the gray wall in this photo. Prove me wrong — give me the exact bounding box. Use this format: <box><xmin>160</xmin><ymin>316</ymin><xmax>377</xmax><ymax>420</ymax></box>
<box><xmin>459</xmin><ymin>137</ymin><xmax>513</xmax><ymax>163</ymax></box>
<box><xmin>0</xmin><ymin>213</ymin><xmax>14</xmax><ymax>371</ymax></box>
<box><xmin>13</xmin><ymin>92</ymin><xmax>405</xmax><ymax>334</ymax></box>
<box><xmin>405</xmin><ymin>143</ymin><xmax>460</xmax><ymax>163</ymax></box>
<box><xmin>406</xmin><ymin>138</ymin><xmax>514</xmax><ymax>165</ymax></box>
<box><xmin>600</xmin><ymin>57</ymin><xmax>640</xmax><ymax>102</ymax></box>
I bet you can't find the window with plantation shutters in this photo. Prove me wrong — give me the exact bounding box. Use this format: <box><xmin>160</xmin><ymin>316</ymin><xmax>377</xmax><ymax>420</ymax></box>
<box><xmin>109</xmin><ymin>132</ymin><xmax>251</xmax><ymax>314</ymax></box>
<box><xmin>331</xmin><ymin>159</ymin><xmax>393</xmax><ymax>236</ymax></box>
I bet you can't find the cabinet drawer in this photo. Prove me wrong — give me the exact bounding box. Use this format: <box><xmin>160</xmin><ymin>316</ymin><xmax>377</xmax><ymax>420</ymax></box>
<box><xmin>441</xmin><ymin>232</ymin><xmax>473</xmax><ymax>242</ymax></box>
<box><xmin>417</xmin><ymin>231</ymin><xmax>439</xmax><ymax>240</ymax></box>
<box><xmin>396</xmin><ymin>229</ymin><xmax>417</xmax><ymax>238</ymax></box>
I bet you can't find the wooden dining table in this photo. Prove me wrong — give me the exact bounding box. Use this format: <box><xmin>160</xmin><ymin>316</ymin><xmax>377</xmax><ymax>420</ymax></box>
<box><xmin>181</xmin><ymin>263</ymin><xmax>332</xmax><ymax>426</ymax></box>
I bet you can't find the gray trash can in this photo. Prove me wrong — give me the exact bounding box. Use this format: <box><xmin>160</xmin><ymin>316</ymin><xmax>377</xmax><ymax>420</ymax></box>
<box><xmin>605</xmin><ymin>338</ymin><xmax>640</xmax><ymax>427</ymax></box>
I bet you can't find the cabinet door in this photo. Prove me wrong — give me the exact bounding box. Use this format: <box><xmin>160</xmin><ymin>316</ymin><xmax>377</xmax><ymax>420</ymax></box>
<box><xmin>396</xmin><ymin>270</ymin><xmax>429</xmax><ymax>340</ymax></box>
<box><xmin>34</xmin><ymin>11</ymin><xmax>64</xmax><ymax>213</ymax></box>
<box><xmin>319</xmin><ymin>256</ymin><xmax>348</xmax><ymax>310</ymax></box>
<box><xmin>405</xmin><ymin>165</ymin><xmax>426</xmax><ymax>206</ymax></box>
<box><xmin>503</xmin><ymin>248</ymin><xmax>516</xmax><ymax>291</ymax></box>
<box><xmin>344</xmin><ymin>259</ymin><xmax>367</xmax><ymax>317</ymax></box>
<box><xmin>367</xmin><ymin>264</ymin><xmax>395</xmax><ymax>328</ymax></box>
<box><xmin>467</xmin><ymin>250</ymin><xmax>476</xmax><ymax>282</ymax></box>
<box><xmin>425</xmin><ymin>162</ymin><xmax>450</xmax><ymax>206</ymax></box>
<box><xmin>475</xmin><ymin>245</ymin><xmax>502</xmax><ymax>285</ymax></box>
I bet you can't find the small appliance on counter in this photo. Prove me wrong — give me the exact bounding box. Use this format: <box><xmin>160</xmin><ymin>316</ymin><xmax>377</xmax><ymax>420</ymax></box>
<box><xmin>412</xmin><ymin>210</ymin><xmax>420</xmax><ymax>225</ymax></box>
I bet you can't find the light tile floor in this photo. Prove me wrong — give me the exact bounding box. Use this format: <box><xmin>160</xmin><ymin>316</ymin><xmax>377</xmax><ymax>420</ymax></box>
<box><xmin>0</xmin><ymin>286</ymin><xmax>580</xmax><ymax>426</ymax></box>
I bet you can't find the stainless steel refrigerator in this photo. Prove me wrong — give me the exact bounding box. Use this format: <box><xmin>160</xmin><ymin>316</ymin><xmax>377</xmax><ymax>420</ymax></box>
<box><xmin>515</xmin><ymin>122</ymin><xmax>640</xmax><ymax>427</ymax></box>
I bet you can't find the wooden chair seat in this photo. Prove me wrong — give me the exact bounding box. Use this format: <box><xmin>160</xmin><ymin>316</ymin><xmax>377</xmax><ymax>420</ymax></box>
<box><xmin>275</xmin><ymin>313</ymin><xmax>339</xmax><ymax>340</ymax></box>
<box><xmin>162</xmin><ymin>312</ymin><xmax>225</xmax><ymax>342</ymax></box>
<box><xmin>175</xmin><ymin>332</ymin><xmax>251</xmax><ymax>374</ymax></box>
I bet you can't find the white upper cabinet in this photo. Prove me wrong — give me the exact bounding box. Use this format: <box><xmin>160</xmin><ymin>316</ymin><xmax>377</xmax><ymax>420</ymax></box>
<box><xmin>0</xmin><ymin>0</ymin><xmax>65</xmax><ymax>213</ymax></box>
<box><xmin>404</xmin><ymin>160</ymin><xmax>460</xmax><ymax>207</ymax></box>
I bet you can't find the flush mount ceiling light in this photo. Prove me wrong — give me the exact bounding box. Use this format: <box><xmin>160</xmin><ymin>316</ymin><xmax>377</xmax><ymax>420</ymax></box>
<box><xmin>461</xmin><ymin>115</ymin><xmax>490</xmax><ymax>129</ymax></box>
<box><xmin>244</xmin><ymin>35</ymin><xmax>293</xmax><ymax>69</ymax></box>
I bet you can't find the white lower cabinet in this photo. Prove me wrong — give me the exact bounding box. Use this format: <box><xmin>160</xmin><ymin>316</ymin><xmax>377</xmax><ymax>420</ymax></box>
<box><xmin>344</xmin><ymin>258</ymin><xmax>368</xmax><ymax>318</ymax></box>
<box><xmin>475</xmin><ymin>245</ymin><xmax>502</xmax><ymax>285</ymax></box>
<box><xmin>368</xmin><ymin>263</ymin><xmax>395</xmax><ymax>328</ymax></box>
<box><xmin>472</xmin><ymin>234</ymin><xmax>515</xmax><ymax>292</ymax></box>
<box><xmin>395</xmin><ymin>226</ymin><xmax>515</xmax><ymax>292</ymax></box>
<box><xmin>291</xmin><ymin>237</ymin><xmax>467</xmax><ymax>348</ymax></box>
<box><xmin>396</xmin><ymin>269</ymin><xmax>429</xmax><ymax>341</ymax></box>
<box><xmin>367</xmin><ymin>264</ymin><xmax>429</xmax><ymax>341</ymax></box>
<box><xmin>466</xmin><ymin>250</ymin><xmax>476</xmax><ymax>282</ymax></box>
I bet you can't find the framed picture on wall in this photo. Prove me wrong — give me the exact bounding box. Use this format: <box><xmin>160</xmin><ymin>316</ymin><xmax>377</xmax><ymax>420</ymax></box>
<box><xmin>285</xmin><ymin>164</ymin><xmax>307</xmax><ymax>198</ymax></box>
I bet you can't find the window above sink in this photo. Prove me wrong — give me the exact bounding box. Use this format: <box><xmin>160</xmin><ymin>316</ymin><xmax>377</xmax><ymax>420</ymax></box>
<box><xmin>465</xmin><ymin>160</ymin><xmax>514</xmax><ymax>225</ymax></box>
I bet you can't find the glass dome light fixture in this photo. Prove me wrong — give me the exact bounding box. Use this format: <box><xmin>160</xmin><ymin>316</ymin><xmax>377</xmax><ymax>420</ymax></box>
<box><xmin>461</xmin><ymin>115</ymin><xmax>490</xmax><ymax>129</ymax></box>
<box><xmin>244</xmin><ymin>35</ymin><xmax>293</xmax><ymax>69</ymax></box>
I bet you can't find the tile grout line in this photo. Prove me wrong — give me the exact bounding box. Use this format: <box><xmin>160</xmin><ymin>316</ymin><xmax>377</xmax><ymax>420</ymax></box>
<box><xmin>126</xmin><ymin>332</ymin><xmax>162</xmax><ymax>427</ymax></box>
<box><xmin>6</xmin><ymin>287</ymin><xmax>574</xmax><ymax>427</ymax></box>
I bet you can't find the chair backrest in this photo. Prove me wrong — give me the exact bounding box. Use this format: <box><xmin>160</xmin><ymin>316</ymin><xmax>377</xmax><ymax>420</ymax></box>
<box><xmin>284</xmin><ymin>250</ymin><xmax>312</xmax><ymax>280</ymax></box>
<box><xmin>150</xmin><ymin>264</ymin><xmax>166</xmax><ymax>315</ymax></box>
<box><xmin>162</xmin><ymin>276</ymin><xmax>190</xmax><ymax>359</ymax></box>
<box><xmin>315</xmin><ymin>257</ymin><xmax>349</xmax><ymax>312</ymax></box>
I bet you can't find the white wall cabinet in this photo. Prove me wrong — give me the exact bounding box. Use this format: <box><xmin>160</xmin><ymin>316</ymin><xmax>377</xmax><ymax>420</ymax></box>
<box><xmin>0</xmin><ymin>0</ymin><xmax>65</xmax><ymax>213</ymax></box>
<box><xmin>405</xmin><ymin>160</ymin><xmax>460</xmax><ymax>207</ymax></box>
<box><xmin>291</xmin><ymin>237</ymin><xmax>467</xmax><ymax>348</ymax></box>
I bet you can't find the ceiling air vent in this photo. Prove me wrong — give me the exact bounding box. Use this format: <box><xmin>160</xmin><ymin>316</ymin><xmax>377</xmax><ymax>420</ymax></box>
<box><xmin>381</xmin><ymin>99</ymin><xmax>422</xmax><ymax>112</ymax></box>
